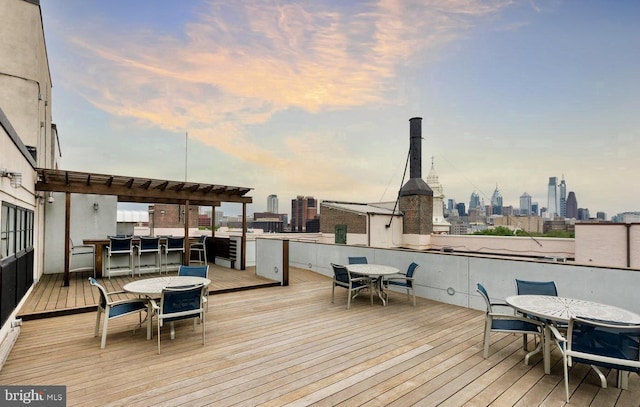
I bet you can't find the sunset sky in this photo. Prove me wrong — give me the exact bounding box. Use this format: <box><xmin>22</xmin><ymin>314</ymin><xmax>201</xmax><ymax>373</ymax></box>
<box><xmin>40</xmin><ymin>1</ymin><xmax>640</xmax><ymax>217</ymax></box>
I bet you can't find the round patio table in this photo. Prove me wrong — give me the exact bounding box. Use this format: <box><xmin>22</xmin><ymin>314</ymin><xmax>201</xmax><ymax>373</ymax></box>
<box><xmin>123</xmin><ymin>276</ymin><xmax>211</xmax><ymax>297</ymax></box>
<box><xmin>347</xmin><ymin>264</ymin><xmax>400</xmax><ymax>306</ymax></box>
<box><xmin>506</xmin><ymin>295</ymin><xmax>640</xmax><ymax>374</ymax></box>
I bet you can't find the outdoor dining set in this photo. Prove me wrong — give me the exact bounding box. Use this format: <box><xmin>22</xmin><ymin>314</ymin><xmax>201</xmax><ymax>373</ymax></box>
<box><xmin>89</xmin><ymin>264</ymin><xmax>210</xmax><ymax>354</ymax></box>
<box><xmin>330</xmin><ymin>256</ymin><xmax>420</xmax><ymax>309</ymax></box>
<box><xmin>478</xmin><ymin>279</ymin><xmax>640</xmax><ymax>403</ymax></box>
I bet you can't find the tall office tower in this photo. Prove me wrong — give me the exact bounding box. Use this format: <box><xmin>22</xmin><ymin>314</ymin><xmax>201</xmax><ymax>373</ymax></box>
<box><xmin>456</xmin><ymin>202</ymin><xmax>466</xmax><ymax>217</ymax></box>
<box><xmin>291</xmin><ymin>196</ymin><xmax>317</xmax><ymax>232</ymax></box>
<box><xmin>596</xmin><ymin>211</ymin><xmax>606</xmax><ymax>220</ymax></box>
<box><xmin>490</xmin><ymin>185</ymin><xmax>503</xmax><ymax>215</ymax></box>
<box><xmin>566</xmin><ymin>191</ymin><xmax>578</xmax><ymax>219</ymax></box>
<box><xmin>267</xmin><ymin>194</ymin><xmax>278</xmax><ymax>213</ymax></box>
<box><xmin>447</xmin><ymin>198</ymin><xmax>456</xmax><ymax>213</ymax></box>
<box><xmin>469</xmin><ymin>191</ymin><xmax>481</xmax><ymax>212</ymax></box>
<box><xmin>519</xmin><ymin>192</ymin><xmax>532</xmax><ymax>216</ymax></box>
<box><xmin>531</xmin><ymin>202</ymin><xmax>539</xmax><ymax>216</ymax></box>
<box><xmin>546</xmin><ymin>177</ymin><xmax>559</xmax><ymax>218</ymax></box>
<box><xmin>559</xmin><ymin>176</ymin><xmax>567</xmax><ymax>218</ymax></box>
<box><xmin>578</xmin><ymin>207</ymin><xmax>590</xmax><ymax>220</ymax></box>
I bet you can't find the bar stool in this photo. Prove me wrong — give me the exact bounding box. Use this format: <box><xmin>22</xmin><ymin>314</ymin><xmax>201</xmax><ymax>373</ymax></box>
<box><xmin>162</xmin><ymin>236</ymin><xmax>185</xmax><ymax>274</ymax></box>
<box><xmin>189</xmin><ymin>235</ymin><xmax>208</xmax><ymax>265</ymax></box>
<box><xmin>105</xmin><ymin>236</ymin><xmax>134</xmax><ymax>278</ymax></box>
<box><xmin>135</xmin><ymin>236</ymin><xmax>161</xmax><ymax>276</ymax></box>
<box><xmin>69</xmin><ymin>239</ymin><xmax>96</xmax><ymax>277</ymax></box>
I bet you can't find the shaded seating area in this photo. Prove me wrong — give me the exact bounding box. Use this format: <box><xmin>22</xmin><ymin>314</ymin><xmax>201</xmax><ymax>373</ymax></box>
<box><xmin>331</xmin><ymin>263</ymin><xmax>373</xmax><ymax>309</ymax></box>
<box><xmin>549</xmin><ymin>316</ymin><xmax>640</xmax><ymax>403</ymax></box>
<box><xmin>149</xmin><ymin>283</ymin><xmax>207</xmax><ymax>354</ymax></box>
<box><xmin>88</xmin><ymin>277</ymin><xmax>150</xmax><ymax>349</ymax></box>
<box><xmin>476</xmin><ymin>283</ymin><xmax>544</xmax><ymax>364</ymax></box>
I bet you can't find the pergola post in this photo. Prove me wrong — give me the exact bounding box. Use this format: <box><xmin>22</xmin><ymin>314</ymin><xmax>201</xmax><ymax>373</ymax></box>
<box><xmin>63</xmin><ymin>192</ymin><xmax>71</xmax><ymax>287</ymax></box>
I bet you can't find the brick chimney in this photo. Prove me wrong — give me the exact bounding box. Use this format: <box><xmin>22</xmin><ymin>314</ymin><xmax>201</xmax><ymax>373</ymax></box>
<box><xmin>399</xmin><ymin>117</ymin><xmax>433</xmax><ymax>235</ymax></box>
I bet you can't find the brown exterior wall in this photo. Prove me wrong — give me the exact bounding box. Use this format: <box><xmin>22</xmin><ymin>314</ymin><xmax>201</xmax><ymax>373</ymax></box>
<box><xmin>150</xmin><ymin>204</ymin><xmax>199</xmax><ymax>228</ymax></box>
<box><xmin>399</xmin><ymin>195</ymin><xmax>433</xmax><ymax>235</ymax></box>
<box><xmin>319</xmin><ymin>205</ymin><xmax>366</xmax><ymax>234</ymax></box>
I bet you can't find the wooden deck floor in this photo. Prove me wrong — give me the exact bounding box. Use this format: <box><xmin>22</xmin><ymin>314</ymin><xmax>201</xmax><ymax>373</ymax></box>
<box><xmin>18</xmin><ymin>264</ymin><xmax>278</xmax><ymax>319</ymax></box>
<box><xmin>3</xmin><ymin>268</ymin><xmax>640</xmax><ymax>406</ymax></box>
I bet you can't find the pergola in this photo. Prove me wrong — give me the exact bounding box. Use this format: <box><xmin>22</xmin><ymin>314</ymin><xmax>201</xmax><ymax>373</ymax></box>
<box><xmin>35</xmin><ymin>168</ymin><xmax>253</xmax><ymax>286</ymax></box>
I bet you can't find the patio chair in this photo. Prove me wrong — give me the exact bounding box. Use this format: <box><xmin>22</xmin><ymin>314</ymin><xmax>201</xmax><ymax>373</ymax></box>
<box><xmin>189</xmin><ymin>235</ymin><xmax>208</xmax><ymax>265</ymax></box>
<box><xmin>149</xmin><ymin>283</ymin><xmax>207</xmax><ymax>354</ymax></box>
<box><xmin>384</xmin><ymin>262</ymin><xmax>420</xmax><ymax>306</ymax></box>
<box><xmin>331</xmin><ymin>263</ymin><xmax>373</xmax><ymax>309</ymax></box>
<box><xmin>515</xmin><ymin>279</ymin><xmax>558</xmax><ymax>296</ymax></box>
<box><xmin>515</xmin><ymin>279</ymin><xmax>559</xmax><ymax>349</ymax></box>
<box><xmin>178</xmin><ymin>265</ymin><xmax>210</xmax><ymax>310</ymax></box>
<box><xmin>549</xmin><ymin>317</ymin><xmax>640</xmax><ymax>403</ymax></box>
<box><xmin>88</xmin><ymin>277</ymin><xmax>149</xmax><ymax>349</ymax></box>
<box><xmin>476</xmin><ymin>283</ymin><xmax>544</xmax><ymax>363</ymax></box>
<box><xmin>105</xmin><ymin>236</ymin><xmax>134</xmax><ymax>278</ymax></box>
<box><xmin>162</xmin><ymin>236</ymin><xmax>185</xmax><ymax>274</ymax></box>
<box><xmin>135</xmin><ymin>236</ymin><xmax>161</xmax><ymax>276</ymax></box>
<box><xmin>69</xmin><ymin>238</ymin><xmax>95</xmax><ymax>277</ymax></box>
<box><xmin>348</xmin><ymin>256</ymin><xmax>368</xmax><ymax>264</ymax></box>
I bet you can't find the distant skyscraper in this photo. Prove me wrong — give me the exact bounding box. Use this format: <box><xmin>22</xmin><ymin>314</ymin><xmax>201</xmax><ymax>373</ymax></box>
<box><xmin>578</xmin><ymin>207</ymin><xmax>590</xmax><ymax>220</ymax></box>
<box><xmin>291</xmin><ymin>196</ymin><xmax>317</xmax><ymax>232</ymax></box>
<box><xmin>519</xmin><ymin>192</ymin><xmax>532</xmax><ymax>216</ymax></box>
<box><xmin>490</xmin><ymin>185</ymin><xmax>503</xmax><ymax>215</ymax></box>
<box><xmin>267</xmin><ymin>194</ymin><xmax>278</xmax><ymax>213</ymax></box>
<box><xmin>456</xmin><ymin>202</ymin><xmax>466</xmax><ymax>217</ymax></box>
<box><xmin>546</xmin><ymin>177</ymin><xmax>559</xmax><ymax>218</ymax></box>
<box><xmin>596</xmin><ymin>211</ymin><xmax>606</xmax><ymax>220</ymax></box>
<box><xmin>531</xmin><ymin>202</ymin><xmax>539</xmax><ymax>216</ymax></box>
<box><xmin>566</xmin><ymin>191</ymin><xmax>578</xmax><ymax>219</ymax></box>
<box><xmin>447</xmin><ymin>198</ymin><xmax>456</xmax><ymax>213</ymax></box>
<box><xmin>469</xmin><ymin>191</ymin><xmax>480</xmax><ymax>212</ymax></box>
<box><xmin>559</xmin><ymin>176</ymin><xmax>567</xmax><ymax>218</ymax></box>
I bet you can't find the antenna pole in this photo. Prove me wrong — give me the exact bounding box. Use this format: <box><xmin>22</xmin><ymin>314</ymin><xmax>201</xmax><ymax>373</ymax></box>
<box><xmin>185</xmin><ymin>131</ymin><xmax>188</xmax><ymax>182</ymax></box>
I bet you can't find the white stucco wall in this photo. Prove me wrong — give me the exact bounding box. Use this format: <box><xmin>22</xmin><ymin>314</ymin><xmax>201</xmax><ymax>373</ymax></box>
<box><xmin>282</xmin><ymin>241</ymin><xmax>640</xmax><ymax>315</ymax></box>
<box><xmin>43</xmin><ymin>192</ymin><xmax>117</xmax><ymax>274</ymax></box>
<box><xmin>575</xmin><ymin>223</ymin><xmax>640</xmax><ymax>268</ymax></box>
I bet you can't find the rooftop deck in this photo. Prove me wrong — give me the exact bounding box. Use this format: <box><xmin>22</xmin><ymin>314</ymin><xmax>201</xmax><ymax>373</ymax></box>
<box><xmin>3</xmin><ymin>267</ymin><xmax>640</xmax><ymax>406</ymax></box>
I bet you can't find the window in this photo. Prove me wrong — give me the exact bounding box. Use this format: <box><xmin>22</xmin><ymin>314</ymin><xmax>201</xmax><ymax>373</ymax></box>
<box><xmin>1</xmin><ymin>203</ymin><xmax>34</xmax><ymax>259</ymax></box>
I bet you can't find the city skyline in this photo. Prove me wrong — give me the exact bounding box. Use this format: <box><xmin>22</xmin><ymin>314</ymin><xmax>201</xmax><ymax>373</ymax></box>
<box><xmin>41</xmin><ymin>1</ymin><xmax>640</xmax><ymax>218</ymax></box>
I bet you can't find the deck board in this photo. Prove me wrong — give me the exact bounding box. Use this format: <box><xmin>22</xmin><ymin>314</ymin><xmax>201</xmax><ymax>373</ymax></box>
<box><xmin>3</xmin><ymin>267</ymin><xmax>640</xmax><ymax>406</ymax></box>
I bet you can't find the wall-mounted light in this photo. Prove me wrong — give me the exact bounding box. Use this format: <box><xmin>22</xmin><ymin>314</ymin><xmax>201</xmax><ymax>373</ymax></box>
<box><xmin>93</xmin><ymin>202</ymin><xmax>99</xmax><ymax>211</ymax></box>
<box><xmin>47</xmin><ymin>192</ymin><xmax>55</xmax><ymax>204</ymax></box>
<box><xmin>1</xmin><ymin>169</ymin><xmax>22</xmax><ymax>189</ymax></box>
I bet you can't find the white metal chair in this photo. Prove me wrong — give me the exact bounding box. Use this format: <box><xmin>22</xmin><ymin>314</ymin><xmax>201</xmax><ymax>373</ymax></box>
<box><xmin>178</xmin><ymin>265</ymin><xmax>210</xmax><ymax>310</ymax></box>
<box><xmin>476</xmin><ymin>283</ymin><xmax>544</xmax><ymax>363</ymax></box>
<box><xmin>88</xmin><ymin>277</ymin><xmax>150</xmax><ymax>349</ymax></box>
<box><xmin>384</xmin><ymin>262</ymin><xmax>420</xmax><ymax>306</ymax></box>
<box><xmin>69</xmin><ymin>238</ymin><xmax>95</xmax><ymax>277</ymax></box>
<box><xmin>149</xmin><ymin>283</ymin><xmax>207</xmax><ymax>354</ymax></box>
<box><xmin>331</xmin><ymin>263</ymin><xmax>373</xmax><ymax>309</ymax></box>
<box><xmin>189</xmin><ymin>235</ymin><xmax>208</xmax><ymax>265</ymax></box>
<box><xmin>549</xmin><ymin>317</ymin><xmax>640</xmax><ymax>403</ymax></box>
